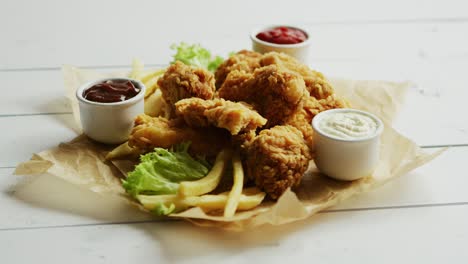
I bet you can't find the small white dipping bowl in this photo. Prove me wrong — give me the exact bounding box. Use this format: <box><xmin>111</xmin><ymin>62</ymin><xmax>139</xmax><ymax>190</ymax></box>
<box><xmin>312</xmin><ymin>108</ymin><xmax>384</xmax><ymax>181</ymax></box>
<box><xmin>251</xmin><ymin>25</ymin><xmax>311</xmax><ymax>63</ymax></box>
<box><xmin>76</xmin><ymin>77</ymin><xmax>145</xmax><ymax>144</ymax></box>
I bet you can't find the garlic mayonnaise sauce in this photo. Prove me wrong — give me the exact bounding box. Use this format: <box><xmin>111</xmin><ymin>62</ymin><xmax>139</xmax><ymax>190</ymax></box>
<box><xmin>318</xmin><ymin>111</ymin><xmax>379</xmax><ymax>140</ymax></box>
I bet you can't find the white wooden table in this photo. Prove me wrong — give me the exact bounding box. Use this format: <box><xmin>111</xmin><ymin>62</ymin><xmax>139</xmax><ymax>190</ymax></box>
<box><xmin>1</xmin><ymin>0</ymin><xmax>467</xmax><ymax>263</ymax></box>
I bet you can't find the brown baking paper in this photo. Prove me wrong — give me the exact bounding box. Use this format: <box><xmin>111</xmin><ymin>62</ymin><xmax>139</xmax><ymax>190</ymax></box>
<box><xmin>14</xmin><ymin>66</ymin><xmax>443</xmax><ymax>231</ymax></box>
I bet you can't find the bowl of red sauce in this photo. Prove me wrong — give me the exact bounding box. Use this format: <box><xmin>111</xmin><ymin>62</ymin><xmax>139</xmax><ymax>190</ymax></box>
<box><xmin>76</xmin><ymin>77</ymin><xmax>145</xmax><ymax>144</ymax></box>
<box><xmin>251</xmin><ymin>25</ymin><xmax>311</xmax><ymax>62</ymax></box>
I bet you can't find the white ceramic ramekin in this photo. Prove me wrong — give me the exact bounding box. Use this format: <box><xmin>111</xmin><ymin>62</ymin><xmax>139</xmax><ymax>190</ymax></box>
<box><xmin>312</xmin><ymin>108</ymin><xmax>384</xmax><ymax>181</ymax></box>
<box><xmin>250</xmin><ymin>25</ymin><xmax>311</xmax><ymax>63</ymax></box>
<box><xmin>76</xmin><ymin>77</ymin><xmax>145</xmax><ymax>144</ymax></box>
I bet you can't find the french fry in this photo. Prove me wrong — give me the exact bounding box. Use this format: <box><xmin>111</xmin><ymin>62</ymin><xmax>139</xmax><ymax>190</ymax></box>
<box><xmin>128</xmin><ymin>58</ymin><xmax>165</xmax><ymax>97</ymax></box>
<box><xmin>178</xmin><ymin>149</ymin><xmax>231</xmax><ymax>197</ymax></box>
<box><xmin>185</xmin><ymin>192</ymin><xmax>265</xmax><ymax>211</ymax></box>
<box><xmin>144</xmin><ymin>89</ymin><xmax>166</xmax><ymax>117</ymax></box>
<box><xmin>137</xmin><ymin>194</ymin><xmax>187</xmax><ymax>211</ymax></box>
<box><xmin>236</xmin><ymin>192</ymin><xmax>265</xmax><ymax>210</ymax></box>
<box><xmin>140</xmin><ymin>69</ymin><xmax>165</xmax><ymax>86</ymax></box>
<box><xmin>141</xmin><ymin>69</ymin><xmax>165</xmax><ymax>98</ymax></box>
<box><xmin>137</xmin><ymin>190</ymin><xmax>265</xmax><ymax>212</ymax></box>
<box><xmin>129</xmin><ymin>59</ymin><xmax>144</xmax><ymax>79</ymax></box>
<box><xmin>106</xmin><ymin>141</ymin><xmax>142</xmax><ymax>160</ymax></box>
<box><xmin>224</xmin><ymin>152</ymin><xmax>244</xmax><ymax>217</ymax></box>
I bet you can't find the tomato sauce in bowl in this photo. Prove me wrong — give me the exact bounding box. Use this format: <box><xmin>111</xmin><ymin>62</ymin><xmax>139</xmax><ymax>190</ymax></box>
<box><xmin>251</xmin><ymin>25</ymin><xmax>311</xmax><ymax>62</ymax></box>
<box><xmin>256</xmin><ymin>26</ymin><xmax>307</xmax><ymax>45</ymax></box>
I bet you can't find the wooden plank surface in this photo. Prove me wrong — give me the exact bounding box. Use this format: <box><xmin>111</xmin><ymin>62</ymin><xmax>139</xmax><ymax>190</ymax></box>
<box><xmin>1</xmin><ymin>11</ymin><xmax>468</xmax><ymax>68</ymax></box>
<box><xmin>1</xmin><ymin>204</ymin><xmax>467</xmax><ymax>264</ymax></box>
<box><xmin>0</xmin><ymin>115</ymin><xmax>76</xmax><ymax>168</ymax></box>
<box><xmin>1</xmin><ymin>0</ymin><xmax>467</xmax><ymax>263</ymax></box>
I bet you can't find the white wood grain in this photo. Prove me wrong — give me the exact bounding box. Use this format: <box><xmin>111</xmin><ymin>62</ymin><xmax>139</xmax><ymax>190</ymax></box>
<box><xmin>0</xmin><ymin>115</ymin><xmax>77</xmax><ymax>168</ymax></box>
<box><xmin>0</xmin><ymin>68</ymin><xmax>128</xmax><ymax>115</ymax></box>
<box><xmin>0</xmin><ymin>70</ymin><xmax>69</xmax><ymax>115</ymax></box>
<box><xmin>1</xmin><ymin>1</ymin><xmax>468</xmax><ymax>68</ymax></box>
<box><xmin>1</xmin><ymin>204</ymin><xmax>467</xmax><ymax>264</ymax></box>
<box><xmin>0</xmin><ymin>169</ymin><xmax>155</xmax><ymax>230</ymax></box>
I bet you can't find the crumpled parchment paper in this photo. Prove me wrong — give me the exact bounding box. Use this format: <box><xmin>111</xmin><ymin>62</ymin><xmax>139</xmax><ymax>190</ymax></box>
<box><xmin>14</xmin><ymin>65</ymin><xmax>443</xmax><ymax>231</ymax></box>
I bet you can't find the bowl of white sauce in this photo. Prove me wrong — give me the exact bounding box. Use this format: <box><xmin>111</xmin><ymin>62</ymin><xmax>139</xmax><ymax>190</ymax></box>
<box><xmin>312</xmin><ymin>108</ymin><xmax>384</xmax><ymax>181</ymax></box>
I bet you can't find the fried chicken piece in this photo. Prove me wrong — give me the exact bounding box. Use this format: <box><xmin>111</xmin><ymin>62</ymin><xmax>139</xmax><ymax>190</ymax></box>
<box><xmin>260</xmin><ymin>52</ymin><xmax>334</xmax><ymax>99</ymax></box>
<box><xmin>214</xmin><ymin>50</ymin><xmax>261</xmax><ymax>88</ymax></box>
<box><xmin>285</xmin><ymin>94</ymin><xmax>349</xmax><ymax>148</ymax></box>
<box><xmin>314</xmin><ymin>94</ymin><xmax>349</xmax><ymax>113</ymax></box>
<box><xmin>218</xmin><ymin>65</ymin><xmax>307</xmax><ymax>127</ymax></box>
<box><xmin>128</xmin><ymin>114</ymin><xmax>230</xmax><ymax>157</ymax></box>
<box><xmin>284</xmin><ymin>113</ymin><xmax>315</xmax><ymax>150</ymax></box>
<box><xmin>244</xmin><ymin>125</ymin><xmax>312</xmax><ymax>199</ymax></box>
<box><xmin>157</xmin><ymin>61</ymin><xmax>216</xmax><ymax>116</ymax></box>
<box><xmin>232</xmin><ymin>129</ymin><xmax>257</xmax><ymax>151</ymax></box>
<box><xmin>175</xmin><ymin>98</ymin><xmax>267</xmax><ymax>135</ymax></box>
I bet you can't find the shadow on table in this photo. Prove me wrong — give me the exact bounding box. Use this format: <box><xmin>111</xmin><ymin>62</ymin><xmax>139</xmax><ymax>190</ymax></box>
<box><xmin>136</xmin><ymin>214</ymin><xmax>322</xmax><ymax>262</ymax></box>
<box><xmin>36</xmin><ymin>96</ymin><xmax>81</xmax><ymax>133</ymax></box>
<box><xmin>50</xmin><ymin>112</ymin><xmax>81</xmax><ymax>134</ymax></box>
<box><xmin>8</xmin><ymin>173</ymin><xmax>321</xmax><ymax>261</ymax></box>
<box><xmin>9</xmin><ymin>169</ymin><xmax>427</xmax><ymax>262</ymax></box>
<box><xmin>129</xmin><ymin>172</ymin><xmax>432</xmax><ymax>262</ymax></box>
<box><xmin>9</xmin><ymin>173</ymin><xmax>154</xmax><ymax>222</ymax></box>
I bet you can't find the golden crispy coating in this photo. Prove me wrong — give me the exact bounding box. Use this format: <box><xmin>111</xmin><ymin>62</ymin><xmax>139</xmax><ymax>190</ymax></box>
<box><xmin>284</xmin><ymin>113</ymin><xmax>315</xmax><ymax>150</ymax></box>
<box><xmin>285</xmin><ymin>94</ymin><xmax>349</xmax><ymax>148</ymax></box>
<box><xmin>175</xmin><ymin>98</ymin><xmax>267</xmax><ymax>135</ymax></box>
<box><xmin>214</xmin><ymin>50</ymin><xmax>261</xmax><ymax>88</ymax></box>
<box><xmin>218</xmin><ymin>65</ymin><xmax>307</xmax><ymax>127</ymax></box>
<box><xmin>157</xmin><ymin>61</ymin><xmax>216</xmax><ymax>116</ymax></box>
<box><xmin>232</xmin><ymin>129</ymin><xmax>257</xmax><ymax>152</ymax></box>
<box><xmin>123</xmin><ymin>50</ymin><xmax>352</xmax><ymax>210</ymax></box>
<box><xmin>128</xmin><ymin>114</ymin><xmax>230</xmax><ymax>157</ymax></box>
<box><xmin>260</xmin><ymin>52</ymin><xmax>334</xmax><ymax>99</ymax></box>
<box><xmin>244</xmin><ymin>125</ymin><xmax>312</xmax><ymax>199</ymax></box>
<box><xmin>316</xmin><ymin>94</ymin><xmax>349</xmax><ymax>112</ymax></box>
<box><xmin>216</xmin><ymin>70</ymin><xmax>253</xmax><ymax>99</ymax></box>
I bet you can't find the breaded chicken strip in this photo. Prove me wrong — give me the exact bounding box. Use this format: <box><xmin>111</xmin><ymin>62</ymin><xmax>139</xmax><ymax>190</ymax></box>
<box><xmin>128</xmin><ymin>114</ymin><xmax>230</xmax><ymax>157</ymax></box>
<box><xmin>244</xmin><ymin>125</ymin><xmax>312</xmax><ymax>199</ymax></box>
<box><xmin>175</xmin><ymin>98</ymin><xmax>267</xmax><ymax>135</ymax></box>
<box><xmin>157</xmin><ymin>61</ymin><xmax>216</xmax><ymax>116</ymax></box>
<box><xmin>214</xmin><ymin>50</ymin><xmax>261</xmax><ymax>88</ymax></box>
<box><xmin>260</xmin><ymin>52</ymin><xmax>334</xmax><ymax>99</ymax></box>
<box><xmin>218</xmin><ymin>65</ymin><xmax>307</xmax><ymax>127</ymax></box>
<box><xmin>285</xmin><ymin>94</ymin><xmax>349</xmax><ymax>148</ymax></box>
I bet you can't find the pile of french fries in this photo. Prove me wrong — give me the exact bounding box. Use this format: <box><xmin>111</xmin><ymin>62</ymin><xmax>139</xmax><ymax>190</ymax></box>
<box><xmin>122</xmin><ymin>60</ymin><xmax>266</xmax><ymax>217</ymax></box>
<box><xmin>137</xmin><ymin>150</ymin><xmax>265</xmax><ymax>218</ymax></box>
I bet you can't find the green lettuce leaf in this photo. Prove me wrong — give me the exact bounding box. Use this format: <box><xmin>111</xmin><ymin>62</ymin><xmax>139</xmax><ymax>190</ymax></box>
<box><xmin>122</xmin><ymin>143</ymin><xmax>210</xmax><ymax>198</ymax></box>
<box><xmin>151</xmin><ymin>203</ymin><xmax>176</xmax><ymax>216</ymax></box>
<box><xmin>170</xmin><ymin>42</ymin><xmax>225</xmax><ymax>72</ymax></box>
<box><xmin>207</xmin><ymin>55</ymin><xmax>224</xmax><ymax>72</ymax></box>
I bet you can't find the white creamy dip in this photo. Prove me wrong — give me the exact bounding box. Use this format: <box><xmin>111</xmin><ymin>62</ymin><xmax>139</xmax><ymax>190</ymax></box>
<box><xmin>318</xmin><ymin>111</ymin><xmax>379</xmax><ymax>140</ymax></box>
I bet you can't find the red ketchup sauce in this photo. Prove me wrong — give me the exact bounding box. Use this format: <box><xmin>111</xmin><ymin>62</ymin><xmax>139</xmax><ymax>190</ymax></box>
<box><xmin>256</xmin><ymin>26</ymin><xmax>307</xmax><ymax>45</ymax></box>
<box><xmin>83</xmin><ymin>80</ymin><xmax>141</xmax><ymax>103</ymax></box>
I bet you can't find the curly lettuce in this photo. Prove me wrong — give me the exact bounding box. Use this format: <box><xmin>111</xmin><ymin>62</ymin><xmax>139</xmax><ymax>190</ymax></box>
<box><xmin>170</xmin><ymin>42</ymin><xmax>224</xmax><ymax>72</ymax></box>
<box><xmin>122</xmin><ymin>143</ymin><xmax>211</xmax><ymax>215</ymax></box>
